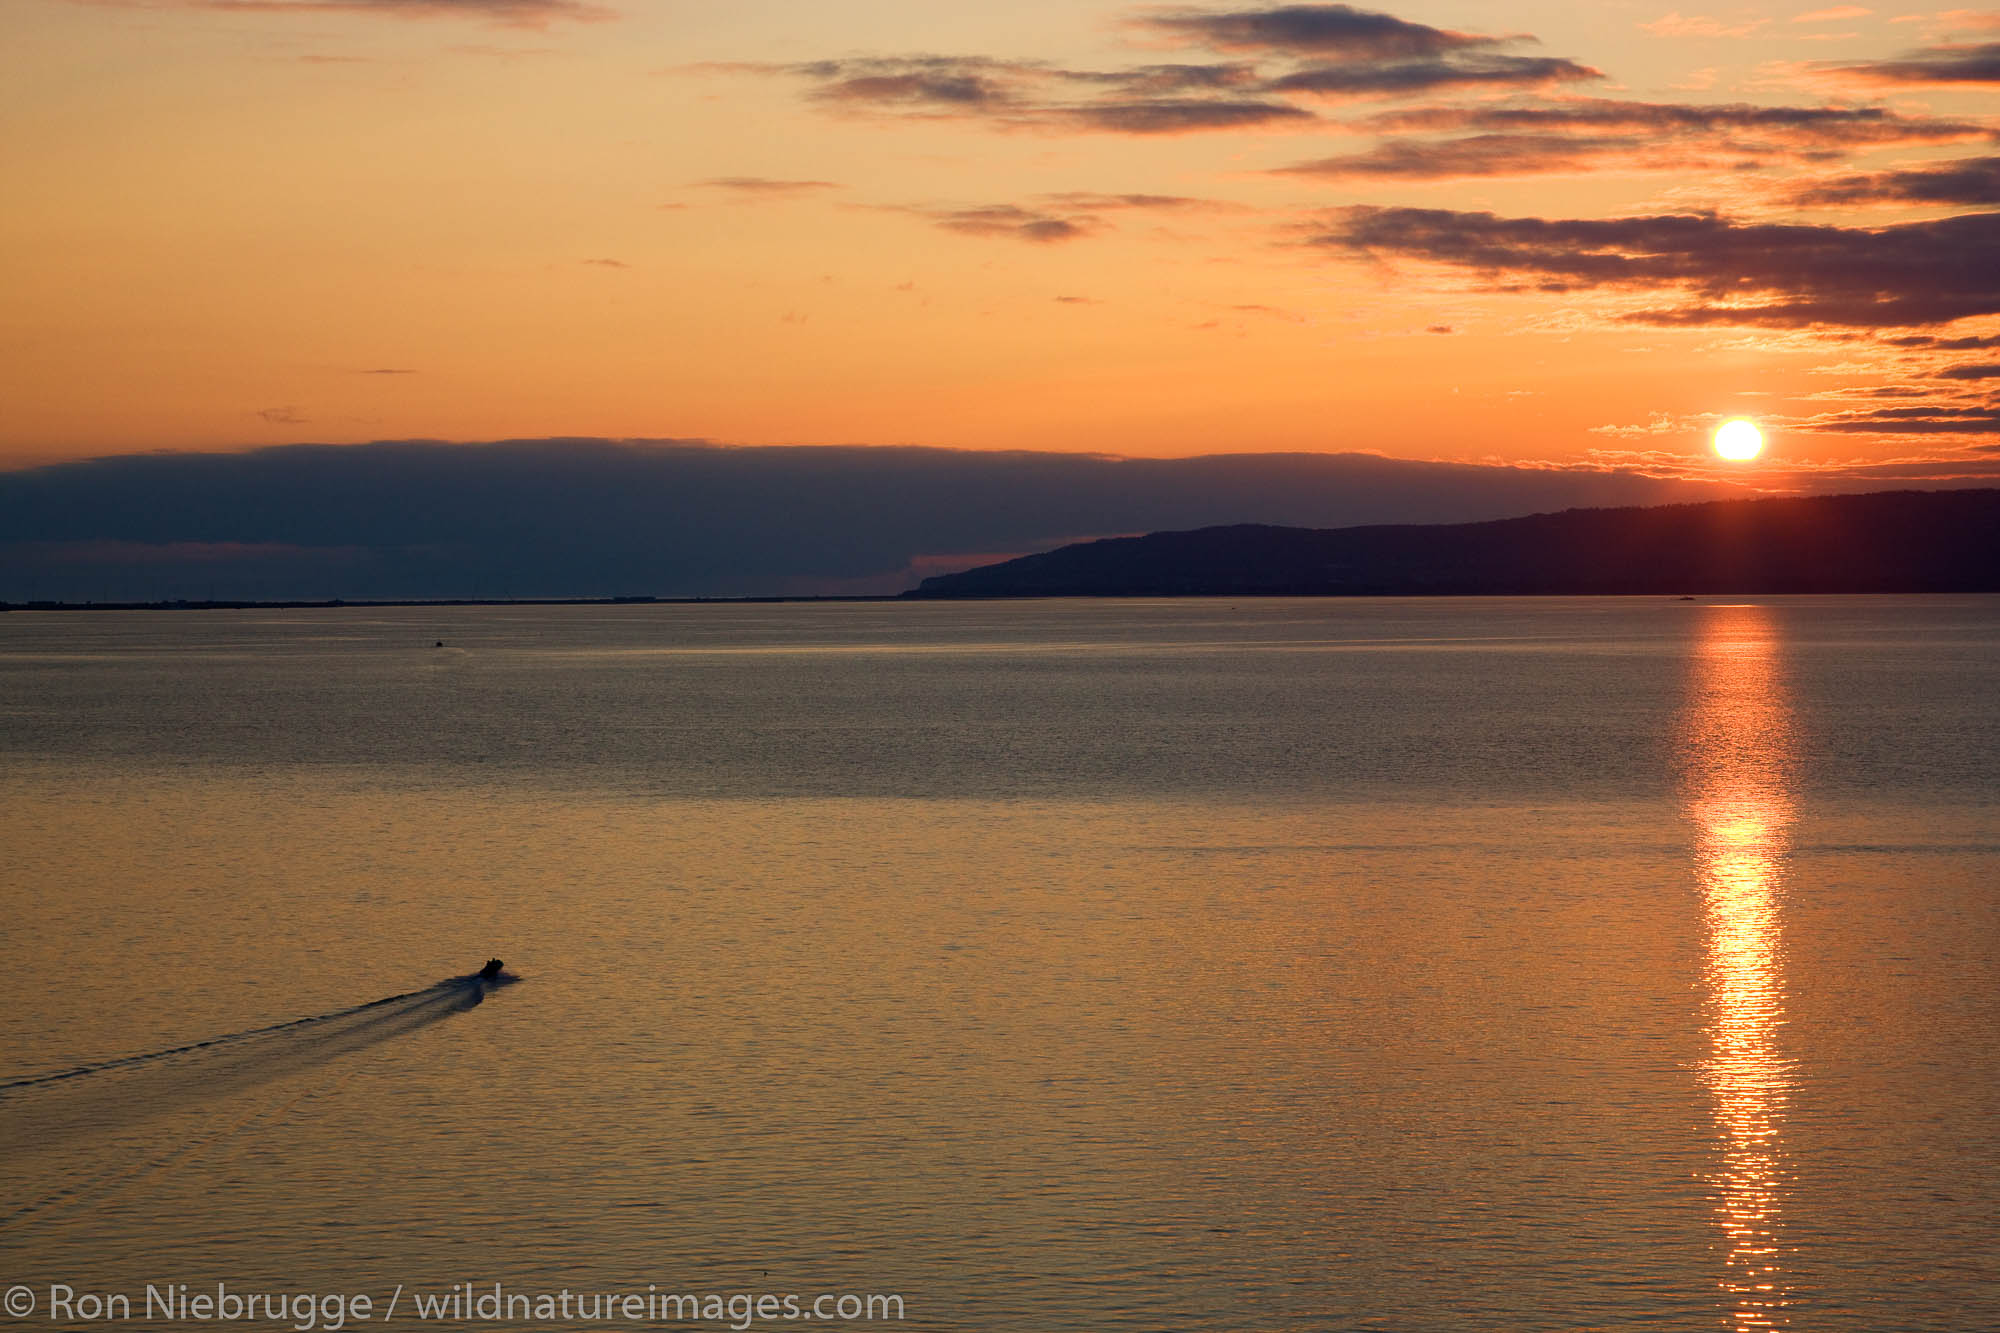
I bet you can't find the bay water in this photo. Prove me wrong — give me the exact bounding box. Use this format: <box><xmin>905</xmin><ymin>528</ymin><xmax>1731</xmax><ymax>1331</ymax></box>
<box><xmin>1</xmin><ymin>598</ymin><xmax>1994</xmax><ymax>1330</ymax></box>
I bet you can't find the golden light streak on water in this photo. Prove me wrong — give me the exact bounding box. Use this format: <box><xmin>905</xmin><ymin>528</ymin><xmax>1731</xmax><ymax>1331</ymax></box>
<box><xmin>1681</xmin><ymin>606</ymin><xmax>1797</xmax><ymax>1331</ymax></box>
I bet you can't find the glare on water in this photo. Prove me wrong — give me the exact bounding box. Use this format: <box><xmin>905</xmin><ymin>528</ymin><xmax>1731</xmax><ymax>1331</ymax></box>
<box><xmin>1681</xmin><ymin>605</ymin><xmax>1797</xmax><ymax>1330</ymax></box>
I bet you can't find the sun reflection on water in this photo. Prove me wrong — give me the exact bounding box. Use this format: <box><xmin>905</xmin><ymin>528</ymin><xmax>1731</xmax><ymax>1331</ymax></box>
<box><xmin>1680</xmin><ymin>605</ymin><xmax>1797</xmax><ymax>1331</ymax></box>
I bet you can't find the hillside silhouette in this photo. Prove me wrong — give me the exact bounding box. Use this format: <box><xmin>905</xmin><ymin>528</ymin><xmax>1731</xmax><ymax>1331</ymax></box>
<box><xmin>908</xmin><ymin>489</ymin><xmax>2000</xmax><ymax>597</ymax></box>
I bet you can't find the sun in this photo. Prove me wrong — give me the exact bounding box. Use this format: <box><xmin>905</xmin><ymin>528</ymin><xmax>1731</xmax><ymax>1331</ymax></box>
<box><xmin>1714</xmin><ymin>419</ymin><xmax>1764</xmax><ymax>462</ymax></box>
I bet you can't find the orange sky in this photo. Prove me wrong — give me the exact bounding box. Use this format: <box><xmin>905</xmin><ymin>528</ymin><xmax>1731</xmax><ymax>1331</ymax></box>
<box><xmin>2</xmin><ymin>0</ymin><xmax>1996</xmax><ymax>485</ymax></box>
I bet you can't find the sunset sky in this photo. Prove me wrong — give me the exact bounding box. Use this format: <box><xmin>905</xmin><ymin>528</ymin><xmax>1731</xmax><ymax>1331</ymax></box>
<box><xmin>3</xmin><ymin>0</ymin><xmax>1996</xmax><ymax>492</ymax></box>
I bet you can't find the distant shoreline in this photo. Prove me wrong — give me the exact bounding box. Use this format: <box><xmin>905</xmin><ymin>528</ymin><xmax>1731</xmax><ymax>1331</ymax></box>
<box><xmin>9</xmin><ymin>490</ymin><xmax>1998</xmax><ymax>610</ymax></box>
<box><xmin>0</xmin><ymin>595</ymin><xmax>908</xmax><ymax>612</ymax></box>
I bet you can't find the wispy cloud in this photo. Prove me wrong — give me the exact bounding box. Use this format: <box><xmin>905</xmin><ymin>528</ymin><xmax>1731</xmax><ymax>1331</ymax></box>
<box><xmin>1279</xmin><ymin>100</ymin><xmax>1990</xmax><ymax>182</ymax></box>
<box><xmin>1824</xmin><ymin>39</ymin><xmax>2000</xmax><ymax>83</ymax></box>
<box><xmin>1640</xmin><ymin>11</ymin><xmax>1770</xmax><ymax>38</ymax></box>
<box><xmin>925</xmin><ymin>204</ymin><xmax>1096</xmax><ymax>243</ymax></box>
<box><xmin>1141</xmin><ymin>6</ymin><xmax>1601</xmax><ymax>97</ymax></box>
<box><xmin>694</xmin><ymin>177</ymin><xmax>845</xmax><ymax>197</ymax></box>
<box><xmin>1057</xmin><ymin>98</ymin><xmax>1316</xmax><ymax>132</ymax></box>
<box><xmin>1790</xmin><ymin>154</ymin><xmax>2000</xmax><ymax>205</ymax></box>
<box><xmin>876</xmin><ymin>192</ymin><xmax>1225</xmax><ymax>244</ymax></box>
<box><xmin>1882</xmin><ymin>332</ymin><xmax>2000</xmax><ymax>349</ymax></box>
<box><xmin>1357</xmin><ymin>98</ymin><xmax>1989</xmax><ymax>152</ymax></box>
<box><xmin>98</xmin><ymin>0</ymin><xmax>611</xmax><ymax>27</ymax></box>
<box><xmin>1263</xmin><ymin>54</ymin><xmax>1600</xmax><ymax>98</ymax></box>
<box><xmin>1277</xmin><ymin>133</ymin><xmax>1655</xmax><ymax>180</ymax></box>
<box><xmin>1140</xmin><ymin>5</ymin><xmax>1506</xmax><ymax>58</ymax></box>
<box><xmin>794</xmin><ymin>55</ymin><xmax>1033</xmax><ymax>112</ymax></box>
<box><xmin>739</xmin><ymin>54</ymin><xmax>1316</xmax><ymax>134</ymax></box>
<box><xmin>716</xmin><ymin>7</ymin><xmax>1601</xmax><ymax>135</ymax></box>
<box><xmin>1802</xmin><ymin>403</ymin><xmax>2000</xmax><ymax>432</ymax></box>
<box><xmin>1038</xmin><ymin>191</ymin><xmax>1220</xmax><ymax>211</ymax></box>
<box><xmin>783</xmin><ymin>55</ymin><xmax>1320</xmax><ymax>133</ymax></box>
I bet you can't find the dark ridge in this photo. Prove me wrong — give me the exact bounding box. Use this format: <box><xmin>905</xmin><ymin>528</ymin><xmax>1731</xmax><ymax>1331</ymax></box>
<box><xmin>906</xmin><ymin>489</ymin><xmax>2000</xmax><ymax>597</ymax></box>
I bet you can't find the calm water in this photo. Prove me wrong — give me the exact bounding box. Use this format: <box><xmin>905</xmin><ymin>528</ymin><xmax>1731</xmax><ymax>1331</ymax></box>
<box><xmin>1</xmin><ymin>598</ymin><xmax>1995</xmax><ymax>1331</ymax></box>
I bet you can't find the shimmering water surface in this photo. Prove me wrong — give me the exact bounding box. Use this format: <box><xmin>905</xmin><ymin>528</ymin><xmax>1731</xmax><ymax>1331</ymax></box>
<box><xmin>2</xmin><ymin>598</ymin><xmax>1995</xmax><ymax>1331</ymax></box>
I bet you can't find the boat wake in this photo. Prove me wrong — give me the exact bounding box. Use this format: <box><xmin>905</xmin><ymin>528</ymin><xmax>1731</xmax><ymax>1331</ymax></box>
<box><xmin>0</xmin><ymin>969</ymin><xmax>511</xmax><ymax>1095</ymax></box>
<box><xmin>0</xmin><ymin>968</ymin><xmax>516</xmax><ymax>1228</ymax></box>
<box><xmin>0</xmin><ymin>967</ymin><xmax>516</xmax><ymax>1144</ymax></box>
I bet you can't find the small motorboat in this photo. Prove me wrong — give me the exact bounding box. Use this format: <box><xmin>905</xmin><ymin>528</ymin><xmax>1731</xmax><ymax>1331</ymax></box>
<box><xmin>478</xmin><ymin>958</ymin><xmax>504</xmax><ymax>981</ymax></box>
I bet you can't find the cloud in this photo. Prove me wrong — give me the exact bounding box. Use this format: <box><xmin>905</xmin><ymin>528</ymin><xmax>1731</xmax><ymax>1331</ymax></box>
<box><xmin>755</xmin><ymin>55</ymin><xmax>1316</xmax><ymax>134</ymax></box>
<box><xmin>1095</xmin><ymin>61</ymin><xmax>1266</xmax><ymax>92</ymax></box>
<box><xmin>1827</xmin><ymin>40</ymin><xmax>2000</xmax><ymax>83</ymax></box>
<box><xmin>1141</xmin><ymin>4</ymin><xmax>1504</xmax><ymax>58</ymax></box>
<box><xmin>1056</xmin><ymin>99</ymin><xmax>1314</xmax><ymax>132</ymax></box>
<box><xmin>1811</xmin><ymin>383</ymin><xmax>1938</xmax><ymax>397</ymax></box>
<box><xmin>735</xmin><ymin>9</ymin><xmax>1598</xmax><ymax>132</ymax></box>
<box><xmin>1287</xmin><ymin>99</ymin><xmax>1992</xmax><ymax>182</ymax></box>
<box><xmin>1037</xmin><ymin>191</ymin><xmax>1217</xmax><ymax>210</ymax></box>
<box><xmin>1581</xmin><ymin>300</ymin><xmax>2000</xmax><ymax>443</ymax></box>
<box><xmin>1803</xmin><ymin>404</ymin><xmax>2000</xmax><ymax>431</ymax></box>
<box><xmin>1277</xmin><ymin>132</ymin><xmax>1704</xmax><ymax>180</ymax></box>
<box><xmin>1790</xmin><ymin>154</ymin><xmax>2000</xmax><ymax>205</ymax></box>
<box><xmin>796</xmin><ymin>55</ymin><xmax>1031</xmax><ymax>111</ymax></box>
<box><xmin>1264</xmin><ymin>54</ymin><xmax>1601</xmax><ymax>98</ymax></box>
<box><xmin>885</xmin><ymin>192</ymin><xmax>1222</xmax><ymax>244</ymax></box>
<box><xmin>1317</xmin><ymin>205</ymin><xmax>2000</xmax><ymax>328</ymax></box>
<box><xmin>694</xmin><ymin>177</ymin><xmax>844</xmax><ymax>196</ymax></box>
<box><xmin>1882</xmin><ymin>333</ymin><xmax>2000</xmax><ymax>349</ymax></box>
<box><xmin>1357</xmin><ymin>98</ymin><xmax>1989</xmax><ymax>153</ymax></box>
<box><xmin>257</xmin><ymin>407</ymin><xmax>307</xmax><ymax>424</ymax></box>
<box><xmin>1793</xmin><ymin>5</ymin><xmax>1872</xmax><ymax>22</ymax></box>
<box><xmin>1641</xmin><ymin>12</ymin><xmax>1769</xmax><ymax>37</ymax></box>
<box><xmin>0</xmin><ymin>440</ymin><xmax>1764</xmax><ymax>600</ymax></box>
<box><xmin>122</xmin><ymin>0</ymin><xmax>610</xmax><ymax>26</ymax></box>
<box><xmin>1147</xmin><ymin>6</ymin><xmax>1602</xmax><ymax>99</ymax></box>
<box><xmin>926</xmin><ymin>205</ymin><xmax>1094</xmax><ymax>242</ymax></box>
<box><xmin>582</xmin><ymin>257</ymin><xmax>628</xmax><ymax>268</ymax></box>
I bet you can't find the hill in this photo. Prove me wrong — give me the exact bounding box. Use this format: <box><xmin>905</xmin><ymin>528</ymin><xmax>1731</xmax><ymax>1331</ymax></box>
<box><xmin>907</xmin><ymin>489</ymin><xmax>2000</xmax><ymax>598</ymax></box>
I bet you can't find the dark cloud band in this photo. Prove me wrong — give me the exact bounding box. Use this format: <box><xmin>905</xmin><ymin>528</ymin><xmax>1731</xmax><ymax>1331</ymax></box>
<box><xmin>1792</xmin><ymin>156</ymin><xmax>2000</xmax><ymax>207</ymax></box>
<box><xmin>1829</xmin><ymin>41</ymin><xmax>2000</xmax><ymax>86</ymax></box>
<box><xmin>1142</xmin><ymin>4</ymin><xmax>1502</xmax><ymax>58</ymax></box>
<box><xmin>1266</xmin><ymin>54</ymin><xmax>1599</xmax><ymax>97</ymax></box>
<box><xmin>0</xmin><ymin>441</ymin><xmax>1752</xmax><ymax>600</ymax></box>
<box><xmin>1320</xmin><ymin>206</ymin><xmax>2000</xmax><ymax>328</ymax></box>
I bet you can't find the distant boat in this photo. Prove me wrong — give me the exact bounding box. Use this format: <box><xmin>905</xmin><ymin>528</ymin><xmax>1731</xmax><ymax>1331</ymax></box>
<box><xmin>478</xmin><ymin>958</ymin><xmax>504</xmax><ymax>981</ymax></box>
